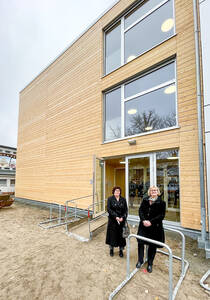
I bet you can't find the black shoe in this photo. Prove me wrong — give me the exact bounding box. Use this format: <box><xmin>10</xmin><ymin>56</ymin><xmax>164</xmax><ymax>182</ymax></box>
<box><xmin>147</xmin><ymin>264</ymin><xmax>152</xmax><ymax>273</ymax></box>
<box><xmin>110</xmin><ymin>249</ymin><xmax>114</xmax><ymax>257</ymax></box>
<box><xmin>119</xmin><ymin>250</ymin><xmax>123</xmax><ymax>257</ymax></box>
<box><xmin>136</xmin><ymin>261</ymin><xmax>142</xmax><ymax>268</ymax></box>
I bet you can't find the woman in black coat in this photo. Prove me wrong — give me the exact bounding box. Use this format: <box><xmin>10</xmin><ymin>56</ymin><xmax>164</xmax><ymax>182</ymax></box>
<box><xmin>136</xmin><ymin>186</ymin><xmax>166</xmax><ymax>273</ymax></box>
<box><xmin>106</xmin><ymin>186</ymin><xmax>128</xmax><ymax>257</ymax></box>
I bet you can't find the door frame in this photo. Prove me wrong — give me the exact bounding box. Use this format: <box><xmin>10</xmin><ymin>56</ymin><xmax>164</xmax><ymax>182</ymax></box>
<box><xmin>125</xmin><ymin>153</ymin><xmax>156</xmax><ymax>216</ymax></box>
<box><xmin>93</xmin><ymin>155</ymin><xmax>106</xmax><ymax>215</ymax></box>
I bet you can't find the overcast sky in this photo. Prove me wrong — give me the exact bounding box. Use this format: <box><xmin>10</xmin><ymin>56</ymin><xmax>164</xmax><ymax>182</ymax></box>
<box><xmin>0</xmin><ymin>0</ymin><xmax>117</xmax><ymax>148</ymax></box>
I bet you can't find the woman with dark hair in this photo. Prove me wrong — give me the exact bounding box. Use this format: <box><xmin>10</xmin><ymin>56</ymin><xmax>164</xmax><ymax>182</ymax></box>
<box><xmin>106</xmin><ymin>186</ymin><xmax>128</xmax><ymax>257</ymax></box>
<box><xmin>136</xmin><ymin>186</ymin><xmax>166</xmax><ymax>273</ymax></box>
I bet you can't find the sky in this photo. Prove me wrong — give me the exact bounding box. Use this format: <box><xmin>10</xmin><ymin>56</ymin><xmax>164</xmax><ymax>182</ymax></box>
<box><xmin>0</xmin><ymin>0</ymin><xmax>117</xmax><ymax>148</ymax></box>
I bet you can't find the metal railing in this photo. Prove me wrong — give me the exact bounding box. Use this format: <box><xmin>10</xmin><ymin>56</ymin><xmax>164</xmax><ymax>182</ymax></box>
<box><xmin>109</xmin><ymin>227</ymin><xmax>189</xmax><ymax>300</ymax></box>
<box><xmin>38</xmin><ymin>195</ymin><xmax>94</xmax><ymax>229</ymax></box>
<box><xmin>87</xmin><ymin>199</ymin><xmax>107</xmax><ymax>239</ymax></box>
<box><xmin>38</xmin><ymin>204</ymin><xmax>74</xmax><ymax>229</ymax></box>
<box><xmin>200</xmin><ymin>270</ymin><xmax>210</xmax><ymax>292</ymax></box>
<box><xmin>65</xmin><ymin>194</ymin><xmax>93</xmax><ymax>233</ymax></box>
<box><xmin>65</xmin><ymin>198</ymin><xmax>107</xmax><ymax>241</ymax></box>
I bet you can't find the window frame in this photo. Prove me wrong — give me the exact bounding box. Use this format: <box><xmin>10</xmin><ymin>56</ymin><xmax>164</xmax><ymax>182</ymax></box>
<box><xmin>0</xmin><ymin>179</ymin><xmax>7</xmax><ymax>186</ymax></box>
<box><xmin>104</xmin><ymin>0</ymin><xmax>176</xmax><ymax>75</ymax></box>
<box><xmin>103</xmin><ymin>58</ymin><xmax>178</xmax><ymax>143</ymax></box>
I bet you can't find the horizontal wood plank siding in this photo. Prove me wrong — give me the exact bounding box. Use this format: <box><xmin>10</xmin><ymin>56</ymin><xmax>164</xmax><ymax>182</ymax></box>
<box><xmin>16</xmin><ymin>0</ymin><xmax>204</xmax><ymax>230</ymax></box>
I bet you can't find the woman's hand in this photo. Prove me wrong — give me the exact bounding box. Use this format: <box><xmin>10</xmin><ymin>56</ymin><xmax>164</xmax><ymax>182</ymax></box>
<box><xmin>143</xmin><ymin>220</ymin><xmax>152</xmax><ymax>227</ymax></box>
<box><xmin>116</xmin><ymin>217</ymin><xmax>123</xmax><ymax>223</ymax></box>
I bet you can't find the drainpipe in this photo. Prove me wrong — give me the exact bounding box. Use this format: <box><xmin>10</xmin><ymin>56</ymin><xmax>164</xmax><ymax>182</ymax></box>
<box><xmin>193</xmin><ymin>0</ymin><xmax>207</xmax><ymax>247</ymax></box>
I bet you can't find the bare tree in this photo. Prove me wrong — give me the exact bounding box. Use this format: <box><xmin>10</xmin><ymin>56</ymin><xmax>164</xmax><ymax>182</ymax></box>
<box><xmin>126</xmin><ymin>110</ymin><xmax>176</xmax><ymax>136</ymax></box>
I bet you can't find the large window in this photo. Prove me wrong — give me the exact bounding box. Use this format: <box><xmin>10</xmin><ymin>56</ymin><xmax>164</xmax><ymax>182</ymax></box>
<box><xmin>104</xmin><ymin>0</ymin><xmax>175</xmax><ymax>74</ymax></box>
<box><xmin>156</xmin><ymin>149</ymin><xmax>180</xmax><ymax>222</ymax></box>
<box><xmin>104</xmin><ymin>87</ymin><xmax>121</xmax><ymax>141</ymax></box>
<box><xmin>104</xmin><ymin>61</ymin><xmax>177</xmax><ymax>142</ymax></box>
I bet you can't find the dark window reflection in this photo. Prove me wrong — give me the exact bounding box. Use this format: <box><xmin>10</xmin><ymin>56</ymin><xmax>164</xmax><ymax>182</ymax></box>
<box><xmin>105</xmin><ymin>88</ymin><xmax>121</xmax><ymax>141</ymax></box>
<box><xmin>125</xmin><ymin>0</ymin><xmax>162</xmax><ymax>30</ymax></box>
<box><xmin>125</xmin><ymin>1</ymin><xmax>174</xmax><ymax>63</ymax></box>
<box><xmin>128</xmin><ymin>157</ymin><xmax>150</xmax><ymax>216</ymax></box>
<box><xmin>156</xmin><ymin>150</ymin><xmax>180</xmax><ymax>222</ymax></box>
<box><xmin>105</xmin><ymin>22</ymin><xmax>121</xmax><ymax>74</ymax></box>
<box><xmin>125</xmin><ymin>62</ymin><xmax>175</xmax><ymax>98</ymax></box>
<box><xmin>125</xmin><ymin>85</ymin><xmax>176</xmax><ymax>136</ymax></box>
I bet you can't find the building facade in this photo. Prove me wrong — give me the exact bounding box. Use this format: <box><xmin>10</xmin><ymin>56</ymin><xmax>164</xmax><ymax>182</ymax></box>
<box><xmin>17</xmin><ymin>0</ymin><xmax>209</xmax><ymax>247</ymax></box>
<box><xmin>0</xmin><ymin>145</ymin><xmax>16</xmax><ymax>194</ymax></box>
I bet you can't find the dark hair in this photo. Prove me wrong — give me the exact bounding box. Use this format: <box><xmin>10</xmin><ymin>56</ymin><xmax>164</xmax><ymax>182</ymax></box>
<box><xmin>112</xmin><ymin>186</ymin><xmax>122</xmax><ymax>195</ymax></box>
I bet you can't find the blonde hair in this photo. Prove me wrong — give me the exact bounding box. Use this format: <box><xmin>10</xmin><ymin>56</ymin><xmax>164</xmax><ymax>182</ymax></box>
<box><xmin>148</xmin><ymin>186</ymin><xmax>161</xmax><ymax>196</ymax></box>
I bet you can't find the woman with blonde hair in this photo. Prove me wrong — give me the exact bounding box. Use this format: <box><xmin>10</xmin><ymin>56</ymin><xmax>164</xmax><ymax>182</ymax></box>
<box><xmin>136</xmin><ymin>186</ymin><xmax>166</xmax><ymax>273</ymax></box>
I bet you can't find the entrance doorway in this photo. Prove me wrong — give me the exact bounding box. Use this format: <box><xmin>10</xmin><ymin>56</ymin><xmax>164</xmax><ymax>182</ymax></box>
<box><xmin>126</xmin><ymin>155</ymin><xmax>153</xmax><ymax>216</ymax></box>
<box><xmin>104</xmin><ymin>157</ymin><xmax>126</xmax><ymax>199</ymax></box>
<box><xmin>103</xmin><ymin>149</ymin><xmax>180</xmax><ymax>223</ymax></box>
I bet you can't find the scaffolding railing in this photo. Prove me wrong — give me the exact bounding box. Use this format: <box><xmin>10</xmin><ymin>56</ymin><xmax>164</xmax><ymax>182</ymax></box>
<box><xmin>109</xmin><ymin>226</ymin><xmax>189</xmax><ymax>300</ymax></box>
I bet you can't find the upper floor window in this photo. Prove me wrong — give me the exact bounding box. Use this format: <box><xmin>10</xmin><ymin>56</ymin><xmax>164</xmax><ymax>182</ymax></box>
<box><xmin>0</xmin><ymin>179</ymin><xmax>7</xmax><ymax>186</ymax></box>
<box><xmin>104</xmin><ymin>0</ymin><xmax>175</xmax><ymax>74</ymax></box>
<box><xmin>104</xmin><ymin>60</ymin><xmax>177</xmax><ymax>142</ymax></box>
<box><xmin>10</xmin><ymin>179</ymin><xmax>15</xmax><ymax>186</ymax></box>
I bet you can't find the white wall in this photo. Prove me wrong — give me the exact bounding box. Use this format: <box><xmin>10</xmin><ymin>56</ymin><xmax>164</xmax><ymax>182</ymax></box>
<box><xmin>199</xmin><ymin>0</ymin><xmax>210</xmax><ymax>233</ymax></box>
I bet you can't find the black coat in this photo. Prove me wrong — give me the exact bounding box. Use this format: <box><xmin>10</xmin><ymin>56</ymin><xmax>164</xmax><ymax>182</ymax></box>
<box><xmin>137</xmin><ymin>196</ymin><xmax>166</xmax><ymax>247</ymax></box>
<box><xmin>106</xmin><ymin>195</ymin><xmax>128</xmax><ymax>247</ymax></box>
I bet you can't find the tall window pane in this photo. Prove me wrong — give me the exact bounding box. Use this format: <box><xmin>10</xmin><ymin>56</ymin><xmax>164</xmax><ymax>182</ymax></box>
<box><xmin>125</xmin><ymin>0</ymin><xmax>162</xmax><ymax>30</ymax></box>
<box><xmin>105</xmin><ymin>21</ymin><xmax>121</xmax><ymax>74</ymax></box>
<box><xmin>105</xmin><ymin>88</ymin><xmax>121</xmax><ymax>141</ymax></box>
<box><xmin>125</xmin><ymin>85</ymin><xmax>176</xmax><ymax>136</ymax></box>
<box><xmin>125</xmin><ymin>62</ymin><xmax>175</xmax><ymax>98</ymax></box>
<box><xmin>125</xmin><ymin>0</ymin><xmax>174</xmax><ymax>63</ymax></box>
<box><xmin>156</xmin><ymin>150</ymin><xmax>180</xmax><ymax>222</ymax></box>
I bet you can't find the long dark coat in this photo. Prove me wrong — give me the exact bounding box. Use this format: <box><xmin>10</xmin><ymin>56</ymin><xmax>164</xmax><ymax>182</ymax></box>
<box><xmin>137</xmin><ymin>196</ymin><xmax>166</xmax><ymax>248</ymax></box>
<box><xmin>106</xmin><ymin>195</ymin><xmax>128</xmax><ymax>247</ymax></box>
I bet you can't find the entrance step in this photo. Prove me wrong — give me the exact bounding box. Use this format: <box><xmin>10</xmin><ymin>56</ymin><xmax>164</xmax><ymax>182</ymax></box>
<box><xmin>67</xmin><ymin>215</ymin><xmax>107</xmax><ymax>242</ymax></box>
<box><xmin>89</xmin><ymin>215</ymin><xmax>107</xmax><ymax>235</ymax></box>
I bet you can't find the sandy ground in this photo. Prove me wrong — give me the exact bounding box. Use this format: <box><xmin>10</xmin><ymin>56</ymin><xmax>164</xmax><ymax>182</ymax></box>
<box><xmin>0</xmin><ymin>202</ymin><xmax>210</xmax><ymax>300</ymax></box>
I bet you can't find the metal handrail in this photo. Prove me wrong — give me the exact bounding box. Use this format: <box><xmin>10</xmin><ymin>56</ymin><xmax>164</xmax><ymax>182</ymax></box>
<box><xmin>200</xmin><ymin>270</ymin><xmax>210</xmax><ymax>291</ymax></box>
<box><xmin>65</xmin><ymin>194</ymin><xmax>93</xmax><ymax>232</ymax></box>
<box><xmin>109</xmin><ymin>228</ymin><xmax>189</xmax><ymax>300</ymax></box>
<box><xmin>65</xmin><ymin>197</ymin><xmax>107</xmax><ymax>241</ymax></box>
<box><xmin>87</xmin><ymin>199</ymin><xmax>107</xmax><ymax>238</ymax></box>
<box><xmin>38</xmin><ymin>203</ymin><xmax>72</xmax><ymax>229</ymax></box>
<box><xmin>164</xmin><ymin>225</ymin><xmax>185</xmax><ymax>275</ymax></box>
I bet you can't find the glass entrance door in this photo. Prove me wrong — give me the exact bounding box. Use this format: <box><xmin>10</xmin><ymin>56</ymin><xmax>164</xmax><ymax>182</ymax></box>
<box><xmin>126</xmin><ymin>154</ymin><xmax>155</xmax><ymax>216</ymax></box>
<box><xmin>125</xmin><ymin>150</ymin><xmax>180</xmax><ymax>222</ymax></box>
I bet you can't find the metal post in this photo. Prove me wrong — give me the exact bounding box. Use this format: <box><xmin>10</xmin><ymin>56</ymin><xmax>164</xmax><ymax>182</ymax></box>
<box><xmin>126</xmin><ymin>237</ymin><xmax>130</xmax><ymax>279</ymax></box>
<box><xmin>164</xmin><ymin>226</ymin><xmax>185</xmax><ymax>276</ymax></box>
<box><xmin>74</xmin><ymin>203</ymin><xmax>76</xmax><ymax>219</ymax></box>
<box><xmin>50</xmin><ymin>205</ymin><xmax>52</xmax><ymax>221</ymax></box>
<box><xmin>58</xmin><ymin>204</ymin><xmax>61</xmax><ymax>224</ymax></box>
<box><xmin>193</xmin><ymin>0</ymin><xmax>207</xmax><ymax>246</ymax></box>
<box><xmin>181</xmin><ymin>232</ymin><xmax>185</xmax><ymax>276</ymax></box>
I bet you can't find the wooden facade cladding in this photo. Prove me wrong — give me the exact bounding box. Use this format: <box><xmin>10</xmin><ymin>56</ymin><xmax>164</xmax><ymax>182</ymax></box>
<box><xmin>17</xmin><ymin>0</ymin><xmax>202</xmax><ymax>230</ymax></box>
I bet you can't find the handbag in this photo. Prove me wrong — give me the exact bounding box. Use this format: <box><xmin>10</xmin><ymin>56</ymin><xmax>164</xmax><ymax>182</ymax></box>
<box><xmin>122</xmin><ymin>220</ymin><xmax>130</xmax><ymax>238</ymax></box>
